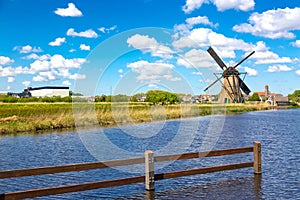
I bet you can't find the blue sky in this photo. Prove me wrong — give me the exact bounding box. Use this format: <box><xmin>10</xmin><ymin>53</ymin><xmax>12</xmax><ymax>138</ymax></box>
<box><xmin>0</xmin><ymin>0</ymin><xmax>300</xmax><ymax>96</ymax></box>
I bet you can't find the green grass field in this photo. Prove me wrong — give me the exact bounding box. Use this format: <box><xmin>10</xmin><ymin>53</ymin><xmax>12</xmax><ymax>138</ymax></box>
<box><xmin>0</xmin><ymin>102</ymin><xmax>275</xmax><ymax>135</ymax></box>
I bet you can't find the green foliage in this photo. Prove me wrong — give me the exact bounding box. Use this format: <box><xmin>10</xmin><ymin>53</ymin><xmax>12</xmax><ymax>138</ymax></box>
<box><xmin>248</xmin><ymin>93</ymin><xmax>260</xmax><ymax>101</ymax></box>
<box><xmin>145</xmin><ymin>90</ymin><xmax>179</xmax><ymax>104</ymax></box>
<box><xmin>288</xmin><ymin>90</ymin><xmax>300</xmax><ymax>103</ymax></box>
<box><xmin>69</xmin><ymin>91</ymin><xmax>83</xmax><ymax>96</ymax></box>
<box><xmin>112</xmin><ymin>94</ymin><xmax>129</xmax><ymax>102</ymax></box>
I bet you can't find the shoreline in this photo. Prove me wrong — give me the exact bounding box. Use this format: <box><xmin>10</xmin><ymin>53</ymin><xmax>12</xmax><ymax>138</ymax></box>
<box><xmin>0</xmin><ymin>102</ymin><xmax>298</xmax><ymax>135</ymax></box>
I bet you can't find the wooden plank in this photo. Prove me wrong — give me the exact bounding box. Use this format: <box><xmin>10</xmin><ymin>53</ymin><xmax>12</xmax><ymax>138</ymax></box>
<box><xmin>253</xmin><ymin>141</ymin><xmax>262</xmax><ymax>174</ymax></box>
<box><xmin>155</xmin><ymin>162</ymin><xmax>254</xmax><ymax>180</ymax></box>
<box><xmin>154</xmin><ymin>147</ymin><xmax>253</xmax><ymax>162</ymax></box>
<box><xmin>145</xmin><ymin>150</ymin><xmax>155</xmax><ymax>191</ymax></box>
<box><xmin>0</xmin><ymin>157</ymin><xmax>145</xmax><ymax>179</ymax></box>
<box><xmin>1</xmin><ymin>176</ymin><xmax>145</xmax><ymax>200</ymax></box>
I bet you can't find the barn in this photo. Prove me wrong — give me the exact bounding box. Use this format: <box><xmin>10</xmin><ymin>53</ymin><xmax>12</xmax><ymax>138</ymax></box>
<box><xmin>25</xmin><ymin>86</ymin><xmax>69</xmax><ymax>98</ymax></box>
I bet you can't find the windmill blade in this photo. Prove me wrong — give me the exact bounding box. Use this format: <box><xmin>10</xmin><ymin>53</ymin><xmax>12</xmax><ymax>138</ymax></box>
<box><xmin>207</xmin><ymin>47</ymin><xmax>227</xmax><ymax>70</ymax></box>
<box><xmin>233</xmin><ymin>51</ymin><xmax>255</xmax><ymax>68</ymax></box>
<box><xmin>238</xmin><ymin>77</ymin><xmax>251</xmax><ymax>95</ymax></box>
<box><xmin>204</xmin><ymin>75</ymin><xmax>223</xmax><ymax>92</ymax></box>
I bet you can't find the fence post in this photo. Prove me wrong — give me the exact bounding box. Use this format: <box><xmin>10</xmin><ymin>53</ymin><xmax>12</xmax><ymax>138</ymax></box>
<box><xmin>145</xmin><ymin>150</ymin><xmax>155</xmax><ymax>191</ymax></box>
<box><xmin>253</xmin><ymin>141</ymin><xmax>262</xmax><ymax>174</ymax></box>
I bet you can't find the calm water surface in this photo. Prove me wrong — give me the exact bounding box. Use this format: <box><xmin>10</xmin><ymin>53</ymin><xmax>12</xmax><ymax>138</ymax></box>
<box><xmin>0</xmin><ymin>109</ymin><xmax>299</xmax><ymax>199</ymax></box>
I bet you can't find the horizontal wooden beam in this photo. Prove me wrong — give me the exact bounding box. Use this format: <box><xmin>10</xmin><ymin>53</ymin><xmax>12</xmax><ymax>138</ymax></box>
<box><xmin>0</xmin><ymin>157</ymin><xmax>145</xmax><ymax>179</ymax></box>
<box><xmin>0</xmin><ymin>146</ymin><xmax>253</xmax><ymax>179</ymax></box>
<box><xmin>155</xmin><ymin>162</ymin><xmax>254</xmax><ymax>180</ymax></box>
<box><xmin>0</xmin><ymin>176</ymin><xmax>145</xmax><ymax>200</ymax></box>
<box><xmin>154</xmin><ymin>147</ymin><xmax>253</xmax><ymax>162</ymax></box>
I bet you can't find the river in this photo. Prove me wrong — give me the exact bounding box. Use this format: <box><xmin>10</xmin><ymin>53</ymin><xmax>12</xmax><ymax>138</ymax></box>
<box><xmin>0</xmin><ymin>109</ymin><xmax>299</xmax><ymax>199</ymax></box>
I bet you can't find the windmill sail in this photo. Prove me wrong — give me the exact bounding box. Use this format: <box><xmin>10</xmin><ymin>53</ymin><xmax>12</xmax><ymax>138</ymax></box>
<box><xmin>207</xmin><ymin>47</ymin><xmax>227</xmax><ymax>70</ymax></box>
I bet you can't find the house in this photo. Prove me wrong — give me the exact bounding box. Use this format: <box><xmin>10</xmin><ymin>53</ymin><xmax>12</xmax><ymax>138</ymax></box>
<box><xmin>255</xmin><ymin>85</ymin><xmax>290</xmax><ymax>106</ymax></box>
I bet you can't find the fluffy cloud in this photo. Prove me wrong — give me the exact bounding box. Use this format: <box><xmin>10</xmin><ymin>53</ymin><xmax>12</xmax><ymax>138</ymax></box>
<box><xmin>212</xmin><ymin>0</ymin><xmax>254</xmax><ymax>11</ymax></box>
<box><xmin>0</xmin><ymin>56</ymin><xmax>14</xmax><ymax>65</ymax></box>
<box><xmin>249</xmin><ymin>41</ymin><xmax>293</xmax><ymax>64</ymax></box>
<box><xmin>62</xmin><ymin>80</ymin><xmax>72</xmax><ymax>86</ymax></box>
<box><xmin>67</xmin><ymin>28</ymin><xmax>98</xmax><ymax>38</ymax></box>
<box><xmin>29</xmin><ymin>54</ymin><xmax>87</xmax><ymax>82</ymax></box>
<box><xmin>0</xmin><ymin>66</ymin><xmax>32</xmax><ymax>77</ymax></box>
<box><xmin>54</xmin><ymin>3</ymin><xmax>83</xmax><ymax>17</ymax></box>
<box><xmin>267</xmin><ymin>65</ymin><xmax>293</xmax><ymax>72</ymax></box>
<box><xmin>174</xmin><ymin>16</ymin><xmax>217</xmax><ymax>35</ymax></box>
<box><xmin>98</xmin><ymin>25</ymin><xmax>117</xmax><ymax>33</ymax></box>
<box><xmin>7</xmin><ymin>77</ymin><xmax>15</xmax><ymax>83</ymax></box>
<box><xmin>244</xmin><ymin>67</ymin><xmax>258</xmax><ymax>76</ymax></box>
<box><xmin>177</xmin><ymin>49</ymin><xmax>215</xmax><ymax>68</ymax></box>
<box><xmin>173</xmin><ymin>28</ymin><xmax>249</xmax><ymax>55</ymax></box>
<box><xmin>13</xmin><ymin>45</ymin><xmax>43</xmax><ymax>54</ymax></box>
<box><xmin>182</xmin><ymin>0</ymin><xmax>208</xmax><ymax>14</ymax></box>
<box><xmin>127</xmin><ymin>34</ymin><xmax>174</xmax><ymax>59</ymax></box>
<box><xmin>233</xmin><ymin>7</ymin><xmax>300</xmax><ymax>39</ymax></box>
<box><xmin>296</xmin><ymin>70</ymin><xmax>300</xmax><ymax>76</ymax></box>
<box><xmin>182</xmin><ymin>0</ymin><xmax>254</xmax><ymax>13</ymax></box>
<box><xmin>22</xmin><ymin>81</ymin><xmax>31</xmax><ymax>87</ymax></box>
<box><xmin>127</xmin><ymin>60</ymin><xmax>180</xmax><ymax>82</ymax></box>
<box><xmin>80</xmin><ymin>44</ymin><xmax>91</xmax><ymax>51</ymax></box>
<box><xmin>22</xmin><ymin>53</ymin><xmax>51</xmax><ymax>61</ymax></box>
<box><xmin>291</xmin><ymin>40</ymin><xmax>300</xmax><ymax>47</ymax></box>
<box><xmin>49</xmin><ymin>37</ymin><xmax>66</xmax><ymax>46</ymax></box>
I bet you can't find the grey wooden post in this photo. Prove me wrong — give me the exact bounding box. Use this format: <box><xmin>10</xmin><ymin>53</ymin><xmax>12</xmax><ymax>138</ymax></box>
<box><xmin>253</xmin><ymin>141</ymin><xmax>262</xmax><ymax>174</ymax></box>
<box><xmin>145</xmin><ymin>150</ymin><xmax>155</xmax><ymax>190</ymax></box>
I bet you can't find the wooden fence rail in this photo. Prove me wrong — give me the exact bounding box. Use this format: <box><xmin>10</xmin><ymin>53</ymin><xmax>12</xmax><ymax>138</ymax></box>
<box><xmin>0</xmin><ymin>141</ymin><xmax>262</xmax><ymax>200</ymax></box>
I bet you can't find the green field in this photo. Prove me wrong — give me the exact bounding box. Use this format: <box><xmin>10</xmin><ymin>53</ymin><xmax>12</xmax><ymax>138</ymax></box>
<box><xmin>0</xmin><ymin>102</ymin><xmax>276</xmax><ymax>135</ymax></box>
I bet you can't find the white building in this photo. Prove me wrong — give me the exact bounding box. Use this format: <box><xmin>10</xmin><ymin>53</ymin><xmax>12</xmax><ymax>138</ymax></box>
<box><xmin>26</xmin><ymin>86</ymin><xmax>69</xmax><ymax>98</ymax></box>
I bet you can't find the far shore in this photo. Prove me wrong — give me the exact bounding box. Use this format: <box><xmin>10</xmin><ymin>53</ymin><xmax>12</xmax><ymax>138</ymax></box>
<box><xmin>0</xmin><ymin>102</ymin><xmax>298</xmax><ymax>135</ymax></box>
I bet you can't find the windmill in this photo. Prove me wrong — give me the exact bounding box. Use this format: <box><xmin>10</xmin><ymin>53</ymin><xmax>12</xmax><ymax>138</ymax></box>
<box><xmin>204</xmin><ymin>47</ymin><xmax>255</xmax><ymax>103</ymax></box>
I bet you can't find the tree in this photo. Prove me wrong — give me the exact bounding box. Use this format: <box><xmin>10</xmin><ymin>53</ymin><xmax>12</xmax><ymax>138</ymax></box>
<box><xmin>145</xmin><ymin>90</ymin><xmax>178</xmax><ymax>105</ymax></box>
<box><xmin>248</xmin><ymin>93</ymin><xmax>260</xmax><ymax>101</ymax></box>
<box><xmin>288</xmin><ymin>90</ymin><xmax>300</xmax><ymax>103</ymax></box>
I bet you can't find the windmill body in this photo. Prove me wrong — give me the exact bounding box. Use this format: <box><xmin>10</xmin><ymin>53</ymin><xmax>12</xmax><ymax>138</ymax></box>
<box><xmin>204</xmin><ymin>47</ymin><xmax>255</xmax><ymax>103</ymax></box>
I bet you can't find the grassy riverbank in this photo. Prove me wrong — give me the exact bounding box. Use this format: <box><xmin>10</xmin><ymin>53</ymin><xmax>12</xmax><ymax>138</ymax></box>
<box><xmin>0</xmin><ymin>102</ymin><xmax>295</xmax><ymax>135</ymax></box>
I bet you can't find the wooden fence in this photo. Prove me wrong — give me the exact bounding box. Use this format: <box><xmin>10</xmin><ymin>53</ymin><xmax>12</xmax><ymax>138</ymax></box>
<box><xmin>0</xmin><ymin>141</ymin><xmax>262</xmax><ymax>199</ymax></box>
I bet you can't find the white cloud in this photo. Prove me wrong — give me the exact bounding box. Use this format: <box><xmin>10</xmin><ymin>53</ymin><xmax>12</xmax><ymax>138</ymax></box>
<box><xmin>186</xmin><ymin>16</ymin><xmax>217</xmax><ymax>28</ymax></box>
<box><xmin>296</xmin><ymin>70</ymin><xmax>300</xmax><ymax>76</ymax></box>
<box><xmin>291</xmin><ymin>40</ymin><xmax>300</xmax><ymax>47</ymax></box>
<box><xmin>192</xmin><ymin>71</ymin><xmax>203</xmax><ymax>75</ymax></box>
<box><xmin>98</xmin><ymin>25</ymin><xmax>117</xmax><ymax>33</ymax></box>
<box><xmin>0</xmin><ymin>66</ymin><xmax>32</xmax><ymax>77</ymax></box>
<box><xmin>173</xmin><ymin>28</ymin><xmax>249</xmax><ymax>54</ymax></box>
<box><xmin>33</xmin><ymin>75</ymin><xmax>47</xmax><ymax>82</ymax></box>
<box><xmin>177</xmin><ymin>49</ymin><xmax>215</xmax><ymax>68</ymax></box>
<box><xmin>250</xmin><ymin>41</ymin><xmax>293</xmax><ymax>64</ymax></box>
<box><xmin>267</xmin><ymin>65</ymin><xmax>293</xmax><ymax>72</ymax></box>
<box><xmin>148</xmin><ymin>83</ymin><xmax>158</xmax><ymax>88</ymax></box>
<box><xmin>13</xmin><ymin>45</ymin><xmax>43</xmax><ymax>54</ymax></box>
<box><xmin>67</xmin><ymin>28</ymin><xmax>98</xmax><ymax>38</ymax></box>
<box><xmin>30</xmin><ymin>60</ymin><xmax>51</xmax><ymax>72</ymax></box>
<box><xmin>244</xmin><ymin>67</ymin><xmax>258</xmax><ymax>76</ymax></box>
<box><xmin>213</xmin><ymin>0</ymin><xmax>254</xmax><ymax>11</ymax></box>
<box><xmin>118</xmin><ymin>69</ymin><xmax>123</xmax><ymax>73</ymax></box>
<box><xmin>68</xmin><ymin>73</ymin><xmax>86</xmax><ymax>80</ymax></box>
<box><xmin>22</xmin><ymin>81</ymin><xmax>31</xmax><ymax>87</ymax></box>
<box><xmin>49</xmin><ymin>37</ymin><xmax>66</xmax><ymax>46</ymax></box>
<box><xmin>182</xmin><ymin>0</ymin><xmax>208</xmax><ymax>14</ymax></box>
<box><xmin>62</xmin><ymin>80</ymin><xmax>72</xmax><ymax>86</ymax></box>
<box><xmin>233</xmin><ymin>7</ymin><xmax>300</xmax><ymax>39</ymax></box>
<box><xmin>127</xmin><ymin>34</ymin><xmax>174</xmax><ymax>59</ymax></box>
<box><xmin>80</xmin><ymin>44</ymin><xmax>90</xmax><ymax>51</ymax></box>
<box><xmin>54</xmin><ymin>3</ymin><xmax>83</xmax><ymax>17</ymax></box>
<box><xmin>182</xmin><ymin>0</ymin><xmax>254</xmax><ymax>13</ymax></box>
<box><xmin>7</xmin><ymin>77</ymin><xmax>15</xmax><ymax>83</ymax></box>
<box><xmin>0</xmin><ymin>56</ymin><xmax>14</xmax><ymax>65</ymax></box>
<box><xmin>127</xmin><ymin>60</ymin><xmax>179</xmax><ymax>82</ymax></box>
<box><xmin>22</xmin><ymin>53</ymin><xmax>51</xmax><ymax>61</ymax></box>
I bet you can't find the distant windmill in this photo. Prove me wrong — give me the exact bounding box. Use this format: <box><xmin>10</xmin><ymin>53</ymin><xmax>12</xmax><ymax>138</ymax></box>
<box><xmin>204</xmin><ymin>47</ymin><xmax>255</xmax><ymax>103</ymax></box>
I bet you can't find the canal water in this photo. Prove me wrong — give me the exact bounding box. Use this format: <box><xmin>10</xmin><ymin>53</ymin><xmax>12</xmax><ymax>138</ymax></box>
<box><xmin>0</xmin><ymin>109</ymin><xmax>299</xmax><ymax>199</ymax></box>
